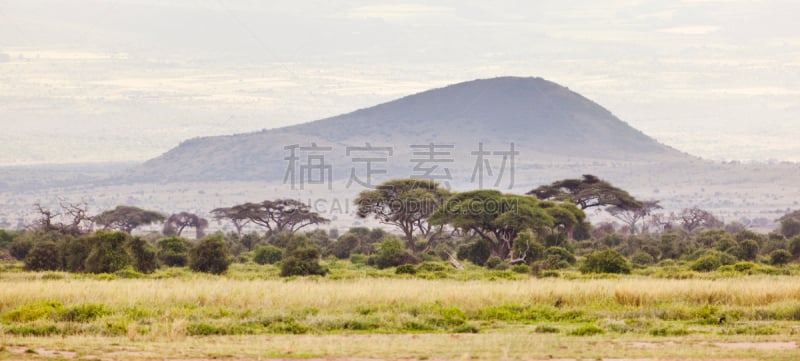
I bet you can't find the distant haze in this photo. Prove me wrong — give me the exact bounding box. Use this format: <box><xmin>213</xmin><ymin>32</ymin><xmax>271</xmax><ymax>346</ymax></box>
<box><xmin>1</xmin><ymin>0</ymin><xmax>799</xmax><ymax>165</ymax></box>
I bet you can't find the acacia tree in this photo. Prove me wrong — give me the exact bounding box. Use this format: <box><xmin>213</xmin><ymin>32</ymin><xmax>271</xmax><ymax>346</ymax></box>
<box><xmin>608</xmin><ymin>200</ymin><xmax>662</xmax><ymax>235</ymax></box>
<box><xmin>431</xmin><ymin>191</ymin><xmax>554</xmax><ymax>263</ymax></box>
<box><xmin>163</xmin><ymin>212</ymin><xmax>209</xmax><ymax>238</ymax></box>
<box><xmin>355</xmin><ymin>179</ymin><xmax>449</xmax><ymax>254</ymax></box>
<box><xmin>527</xmin><ymin>174</ymin><xmax>641</xmax><ymax>210</ymax></box>
<box><xmin>210</xmin><ymin>205</ymin><xmax>251</xmax><ymax>236</ymax></box>
<box><xmin>216</xmin><ymin>199</ymin><xmax>328</xmax><ymax>236</ymax></box>
<box><xmin>93</xmin><ymin>205</ymin><xmax>165</xmax><ymax>234</ymax></box>
<box><xmin>679</xmin><ymin>206</ymin><xmax>722</xmax><ymax>233</ymax></box>
<box><xmin>31</xmin><ymin>201</ymin><xmax>94</xmax><ymax>236</ymax></box>
<box><xmin>538</xmin><ymin>201</ymin><xmax>586</xmax><ymax>238</ymax></box>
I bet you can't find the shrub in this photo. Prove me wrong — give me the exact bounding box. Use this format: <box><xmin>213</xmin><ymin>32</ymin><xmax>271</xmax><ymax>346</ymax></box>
<box><xmin>84</xmin><ymin>231</ymin><xmax>131</xmax><ymax>274</ymax></box>
<box><xmin>630</xmin><ymin>251</ymin><xmax>655</xmax><ymax>267</ymax></box>
<box><xmin>511</xmin><ymin>264</ymin><xmax>530</xmax><ymax>274</ymax></box>
<box><xmin>2</xmin><ymin>301</ymin><xmax>64</xmax><ymax>322</ymax></box>
<box><xmin>580</xmin><ymin>249</ymin><xmax>631</xmax><ymax>274</ymax></box>
<box><xmin>735</xmin><ymin>239</ymin><xmax>759</xmax><ymax>261</ymax></box>
<box><xmin>373</xmin><ymin>237</ymin><xmax>410</xmax><ymax>269</ymax></box>
<box><xmin>61</xmin><ymin>237</ymin><xmax>91</xmax><ymax>272</ymax></box>
<box><xmin>157</xmin><ymin>237</ymin><xmax>190</xmax><ymax>267</ymax></box>
<box><xmin>769</xmin><ymin>250</ymin><xmax>792</xmax><ymax>266</ymax></box>
<box><xmin>544</xmin><ymin>246</ymin><xmax>576</xmax><ymax>265</ymax></box>
<box><xmin>9</xmin><ymin>238</ymin><xmax>33</xmax><ymax>260</ymax></box>
<box><xmin>569</xmin><ymin>324</ymin><xmax>604</xmax><ymax>336</ymax></box>
<box><xmin>456</xmin><ymin>238</ymin><xmax>491</xmax><ymax>266</ymax></box>
<box><xmin>24</xmin><ymin>241</ymin><xmax>61</xmax><ymax>271</ymax></box>
<box><xmin>395</xmin><ymin>264</ymin><xmax>417</xmax><ymax>275</ymax></box>
<box><xmin>789</xmin><ymin>235</ymin><xmax>800</xmax><ymax>259</ymax></box>
<box><xmin>127</xmin><ymin>237</ymin><xmax>157</xmax><ymax>273</ymax></box>
<box><xmin>253</xmin><ymin>245</ymin><xmax>283</xmax><ymax>265</ymax></box>
<box><xmin>280</xmin><ymin>246</ymin><xmax>327</xmax><ymax>277</ymax></box>
<box><xmin>691</xmin><ymin>254</ymin><xmax>721</xmax><ymax>272</ymax></box>
<box><xmin>485</xmin><ymin>256</ymin><xmax>503</xmax><ymax>269</ymax></box>
<box><xmin>189</xmin><ymin>236</ymin><xmax>230</xmax><ymax>274</ymax></box>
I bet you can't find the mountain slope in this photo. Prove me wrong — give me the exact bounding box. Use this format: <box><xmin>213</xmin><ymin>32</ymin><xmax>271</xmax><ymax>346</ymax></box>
<box><xmin>127</xmin><ymin>77</ymin><xmax>686</xmax><ymax>183</ymax></box>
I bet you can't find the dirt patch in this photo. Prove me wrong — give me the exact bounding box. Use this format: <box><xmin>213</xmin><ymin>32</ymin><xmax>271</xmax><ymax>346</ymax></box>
<box><xmin>713</xmin><ymin>341</ymin><xmax>797</xmax><ymax>350</ymax></box>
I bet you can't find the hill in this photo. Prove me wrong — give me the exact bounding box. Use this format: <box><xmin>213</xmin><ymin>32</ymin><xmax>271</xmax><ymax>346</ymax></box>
<box><xmin>126</xmin><ymin>77</ymin><xmax>687</xmax><ymax>183</ymax></box>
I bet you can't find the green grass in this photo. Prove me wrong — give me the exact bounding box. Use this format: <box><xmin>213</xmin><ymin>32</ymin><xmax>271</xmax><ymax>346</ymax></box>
<box><xmin>1</xmin><ymin>260</ymin><xmax>800</xmax><ymax>359</ymax></box>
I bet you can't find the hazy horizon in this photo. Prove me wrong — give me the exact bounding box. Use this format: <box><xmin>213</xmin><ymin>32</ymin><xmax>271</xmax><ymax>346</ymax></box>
<box><xmin>1</xmin><ymin>0</ymin><xmax>799</xmax><ymax>166</ymax></box>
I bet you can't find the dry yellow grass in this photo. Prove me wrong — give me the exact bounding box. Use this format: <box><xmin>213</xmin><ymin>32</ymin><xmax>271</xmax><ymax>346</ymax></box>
<box><xmin>2</xmin><ymin>275</ymin><xmax>800</xmax><ymax>311</ymax></box>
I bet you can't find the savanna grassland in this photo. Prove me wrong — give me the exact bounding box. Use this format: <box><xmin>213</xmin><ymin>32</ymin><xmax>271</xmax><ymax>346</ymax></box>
<box><xmin>2</xmin><ymin>262</ymin><xmax>800</xmax><ymax>360</ymax></box>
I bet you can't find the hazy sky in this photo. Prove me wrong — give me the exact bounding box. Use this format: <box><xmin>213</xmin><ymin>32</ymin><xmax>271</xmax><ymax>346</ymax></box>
<box><xmin>1</xmin><ymin>0</ymin><xmax>799</xmax><ymax>165</ymax></box>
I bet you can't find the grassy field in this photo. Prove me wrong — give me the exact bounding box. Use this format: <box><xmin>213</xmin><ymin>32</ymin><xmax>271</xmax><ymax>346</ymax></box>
<box><xmin>1</xmin><ymin>263</ymin><xmax>800</xmax><ymax>360</ymax></box>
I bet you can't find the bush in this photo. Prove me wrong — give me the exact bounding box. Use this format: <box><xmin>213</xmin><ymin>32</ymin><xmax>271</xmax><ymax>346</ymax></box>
<box><xmin>545</xmin><ymin>246</ymin><xmax>576</xmax><ymax>265</ymax></box>
<box><xmin>253</xmin><ymin>245</ymin><xmax>283</xmax><ymax>265</ymax></box>
<box><xmin>189</xmin><ymin>236</ymin><xmax>230</xmax><ymax>274</ymax></box>
<box><xmin>789</xmin><ymin>235</ymin><xmax>800</xmax><ymax>259</ymax></box>
<box><xmin>511</xmin><ymin>264</ymin><xmax>530</xmax><ymax>274</ymax></box>
<box><xmin>280</xmin><ymin>246</ymin><xmax>327</xmax><ymax>277</ymax></box>
<box><xmin>580</xmin><ymin>249</ymin><xmax>631</xmax><ymax>274</ymax></box>
<box><xmin>373</xmin><ymin>237</ymin><xmax>411</xmax><ymax>269</ymax></box>
<box><xmin>691</xmin><ymin>254</ymin><xmax>721</xmax><ymax>272</ymax></box>
<box><xmin>630</xmin><ymin>251</ymin><xmax>655</xmax><ymax>267</ymax></box>
<box><xmin>9</xmin><ymin>238</ymin><xmax>33</xmax><ymax>260</ymax></box>
<box><xmin>157</xmin><ymin>237</ymin><xmax>190</xmax><ymax>267</ymax></box>
<box><xmin>84</xmin><ymin>231</ymin><xmax>131</xmax><ymax>274</ymax></box>
<box><xmin>127</xmin><ymin>237</ymin><xmax>157</xmax><ymax>273</ymax></box>
<box><xmin>61</xmin><ymin>237</ymin><xmax>91</xmax><ymax>272</ymax></box>
<box><xmin>24</xmin><ymin>241</ymin><xmax>61</xmax><ymax>271</ymax></box>
<box><xmin>485</xmin><ymin>256</ymin><xmax>503</xmax><ymax>270</ymax></box>
<box><xmin>769</xmin><ymin>249</ymin><xmax>792</xmax><ymax>266</ymax></box>
<box><xmin>395</xmin><ymin>264</ymin><xmax>417</xmax><ymax>275</ymax></box>
<box><xmin>456</xmin><ymin>238</ymin><xmax>491</xmax><ymax>266</ymax></box>
<box><xmin>735</xmin><ymin>239</ymin><xmax>759</xmax><ymax>261</ymax></box>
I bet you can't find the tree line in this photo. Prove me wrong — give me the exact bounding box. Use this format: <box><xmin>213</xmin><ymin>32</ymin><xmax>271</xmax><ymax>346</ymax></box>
<box><xmin>1</xmin><ymin>175</ymin><xmax>799</xmax><ymax>277</ymax></box>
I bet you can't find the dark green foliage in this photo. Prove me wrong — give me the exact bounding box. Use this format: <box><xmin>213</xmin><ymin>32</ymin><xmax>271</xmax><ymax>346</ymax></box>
<box><xmin>544</xmin><ymin>246</ymin><xmax>576</xmax><ymax>265</ymax></box>
<box><xmin>485</xmin><ymin>256</ymin><xmax>503</xmax><ymax>270</ymax></box>
<box><xmin>0</xmin><ymin>229</ymin><xmax>16</xmax><ymax>250</ymax></box>
<box><xmin>457</xmin><ymin>238</ymin><xmax>491</xmax><ymax>266</ymax></box>
<box><xmin>691</xmin><ymin>254</ymin><xmax>722</xmax><ymax>272</ymax></box>
<box><xmin>24</xmin><ymin>241</ymin><xmax>60</xmax><ymax>271</ymax></box>
<box><xmin>630</xmin><ymin>250</ymin><xmax>655</xmax><ymax>267</ymax></box>
<box><xmin>735</xmin><ymin>239</ymin><xmax>759</xmax><ymax>261</ymax></box>
<box><xmin>280</xmin><ymin>246</ymin><xmax>327</xmax><ymax>277</ymax></box>
<box><xmin>769</xmin><ymin>249</ymin><xmax>792</xmax><ymax>266</ymax></box>
<box><xmin>189</xmin><ymin>236</ymin><xmax>231</xmax><ymax>275</ymax></box>
<box><xmin>373</xmin><ymin>237</ymin><xmax>411</xmax><ymax>269</ymax></box>
<box><xmin>580</xmin><ymin>249</ymin><xmax>631</xmax><ymax>274</ymax></box>
<box><xmin>9</xmin><ymin>238</ymin><xmax>33</xmax><ymax>260</ymax></box>
<box><xmin>59</xmin><ymin>304</ymin><xmax>108</xmax><ymax>322</ymax></box>
<box><xmin>780</xmin><ymin>217</ymin><xmax>800</xmax><ymax>238</ymax></box>
<box><xmin>330</xmin><ymin>228</ymin><xmax>385</xmax><ymax>259</ymax></box>
<box><xmin>544</xmin><ymin>233</ymin><xmax>569</xmax><ymax>248</ymax></box>
<box><xmin>395</xmin><ymin>264</ymin><xmax>417</xmax><ymax>275</ymax></box>
<box><xmin>84</xmin><ymin>231</ymin><xmax>131</xmax><ymax>274</ymax></box>
<box><xmin>253</xmin><ymin>244</ymin><xmax>283</xmax><ymax>265</ymax></box>
<box><xmin>127</xmin><ymin>237</ymin><xmax>158</xmax><ymax>273</ymax></box>
<box><xmin>60</xmin><ymin>237</ymin><xmax>91</xmax><ymax>272</ymax></box>
<box><xmin>157</xmin><ymin>236</ymin><xmax>190</xmax><ymax>267</ymax></box>
<box><xmin>512</xmin><ymin>230</ymin><xmax>545</xmax><ymax>263</ymax></box>
<box><xmin>572</xmin><ymin>221</ymin><xmax>592</xmax><ymax>241</ymax></box>
<box><xmin>789</xmin><ymin>235</ymin><xmax>800</xmax><ymax>259</ymax></box>
<box><xmin>284</xmin><ymin>234</ymin><xmax>312</xmax><ymax>254</ymax></box>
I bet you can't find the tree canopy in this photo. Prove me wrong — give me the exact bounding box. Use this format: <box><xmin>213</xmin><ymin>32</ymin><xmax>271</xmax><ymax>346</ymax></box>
<box><xmin>214</xmin><ymin>199</ymin><xmax>328</xmax><ymax>236</ymax></box>
<box><xmin>355</xmin><ymin>178</ymin><xmax>449</xmax><ymax>254</ymax></box>
<box><xmin>431</xmin><ymin>190</ymin><xmax>554</xmax><ymax>262</ymax></box>
<box><xmin>93</xmin><ymin>206</ymin><xmax>165</xmax><ymax>234</ymax></box>
<box><xmin>527</xmin><ymin>174</ymin><xmax>641</xmax><ymax>210</ymax></box>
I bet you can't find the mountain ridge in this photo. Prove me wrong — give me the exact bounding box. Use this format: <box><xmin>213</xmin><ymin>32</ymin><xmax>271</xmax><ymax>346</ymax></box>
<box><xmin>128</xmin><ymin>76</ymin><xmax>688</xmax><ymax>183</ymax></box>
